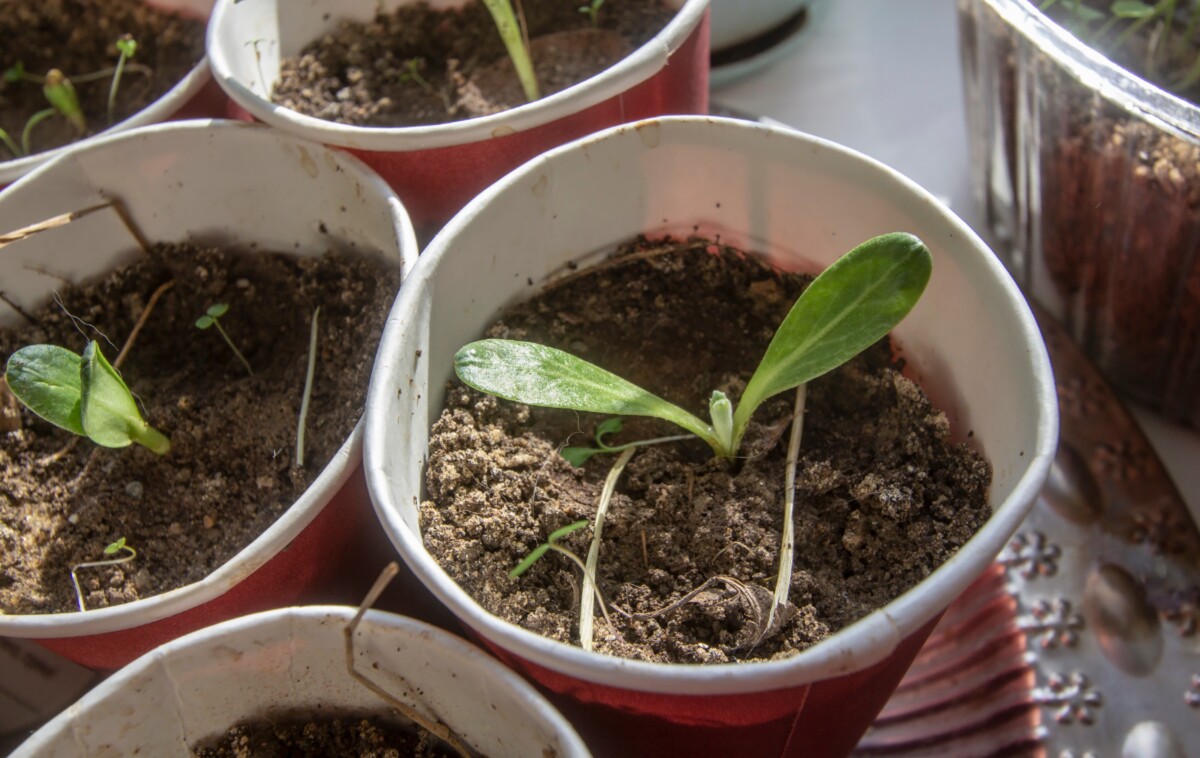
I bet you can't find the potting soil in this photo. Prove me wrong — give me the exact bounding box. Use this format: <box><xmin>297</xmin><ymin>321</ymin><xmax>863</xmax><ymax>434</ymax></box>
<box><xmin>422</xmin><ymin>237</ymin><xmax>993</xmax><ymax>664</ymax></box>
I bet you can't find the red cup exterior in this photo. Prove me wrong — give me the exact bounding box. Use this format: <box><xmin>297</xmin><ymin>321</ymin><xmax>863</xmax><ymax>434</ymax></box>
<box><xmin>33</xmin><ymin>467</ymin><xmax>394</xmax><ymax>670</ymax></box>
<box><xmin>226</xmin><ymin>15</ymin><xmax>711</xmax><ymax>231</ymax></box>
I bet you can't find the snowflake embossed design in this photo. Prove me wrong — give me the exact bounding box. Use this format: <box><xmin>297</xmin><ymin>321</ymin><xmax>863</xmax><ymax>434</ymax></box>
<box><xmin>1129</xmin><ymin>508</ymin><xmax>1192</xmax><ymax>556</ymax></box>
<box><xmin>1000</xmin><ymin>531</ymin><xmax>1061</xmax><ymax>580</ymax></box>
<box><xmin>1034</xmin><ymin>672</ymin><xmax>1103</xmax><ymax>726</ymax></box>
<box><xmin>1019</xmin><ymin>598</ymin><xmax>1084</xmax><ymax>650</ymax></box>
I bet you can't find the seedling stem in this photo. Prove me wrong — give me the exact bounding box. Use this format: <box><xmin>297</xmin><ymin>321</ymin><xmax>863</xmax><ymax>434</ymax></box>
<box><xmin>108</xmin><ymin>35</ymin><xmax>139</xmax><ymax>124</ymax></box>
<box><xmin>196</xmin><ymin>303</ymin><xmax>254</xmax><ymax>376</ymax></box>
<box><xmin>71</xmin><ymin>537</ymin><xmax>137</xmax><ymax>612</ymax></box>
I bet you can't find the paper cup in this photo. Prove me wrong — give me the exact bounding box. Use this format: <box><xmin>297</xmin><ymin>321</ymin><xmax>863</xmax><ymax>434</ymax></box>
<box><xmin>12</xmin><ymin>606</ymin><xmax>590</xmax><ymax>758</ymax></box>
<box><xmin>0</xmin><ymin>119</ymin><xmax>418</xmax><ymax>670</ymax></box>
<box><xmin>207</xmin><ymin>0</ymin><xmax>710</xmax><ymax>231</ymax></box>
<box><xmin>363</xmin><ymin>115</ymin><xmax>1057</xmax><ymax>756</ymax></box>
<box><xmin>0</xmin><ymin>0</ymin><xmax>227</xmax><ymax>187</ymax></box>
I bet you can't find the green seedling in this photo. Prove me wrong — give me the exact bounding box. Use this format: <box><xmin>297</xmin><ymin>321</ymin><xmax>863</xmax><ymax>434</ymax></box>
<box><xmin>399</xmin><ymin>57</ymin><xmax>433</xmax><ymax>91</ymax></box>
<box><xmin>0</xmin><ymin>68</ymin><xmax>85</xmax><ymax>158</ymax></box>
<box><xmin>4</xmin><ymin>341</ymin><xmax>170</xmax><ymax>454</ymax></box>
<box><xmin>509</xmin><ymin>519</ymin><xmax>590</xmax><ymax>578</ymax></box>
<box><xmin>579</xmin><ymin>0</ymin><xmax>604</xmax><ymax>26</ymax></box>
<box><xmin>456</xmin><ymin>233</ymin><xmax>932</xmax><ymax>461</ymax></box>
<box><xmin>481</xmin><ymin>0</ymin><xmax>541</xmax><ymax>101</ymax></box>
<box><xmin>509</xmin><ymin>517</ymin><xmax>617</xmax><ymax>646</ymax></box>
<box><xmin>70</xmin><ymin>537</ymin><xmax>137</xmax><ymax>612</ymax></box>
<box><xmin>43</xmin><ymin>69</ymin><xmax>86</xmax><ymax>135</ymax></box>
<box><xmin>196</xmin><ymin>303</ymin><xmax>254</xmax><ymax>376</ymax></box>
<box><xmin>1</xmin><ymin>37</ymin><xmax>151</xmax><ymax>159</ymax></box>
<box><xmin>560</xmin><ymin>416</ymin><xmax>691</xmax><ymax>467</ymax></box>
<box><xmin>463</xmin><ymin>232</ymin><xmax>932</xmax><ymax>646</ymax></box>
<box><xmin>108</xmin><ymin>35</ymin><xmax>139</xmax><ymax>124</ymax></box>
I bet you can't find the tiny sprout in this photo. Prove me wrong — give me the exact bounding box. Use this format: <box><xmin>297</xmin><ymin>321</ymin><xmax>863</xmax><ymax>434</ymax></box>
<box><xmin>43</xmin><ymin>69</ymin><xmax>86</xmax><ymax>135</ymax></box>
<box><xmin>509</xmin><ymin>519</ymin><xmax>590</xmax><ymax>579</ymax></box>
<box><xmin>399</xmin><ymin>57</ymin><xmax>432</xmax><ymax>92</ymax></box>
<box><xmin>105</xmin><ymin>536</ymin><xmax>133</xmax><ymax>556</ymax></box>
<box><xmin>71</xmin><ymin>537</ymin><xmax>138</xmax><ymax>612</ymax></box>
<box><xmin>109</xmin><ymin>35</ymin><xmax>139</xmax><ymax>125</ymax></box>
<box><xmin>196</xmin><ymin>303</ymin><xmax>254</xmax><ymax>376</ymax></box>
<box><xmin>4</xmin><ymin>341</ymin><xmax>170</xmax><ymax>454</ymax></box>
<box><xmin>3</xmin><ymin>61</ymin><xmax>26</xmax><ymax>83</ymax></box>
<box><xmin>579</xmin><ymin>0</ymin><xmax>604</xmax><ymax>26</ymax></box>
<box><xmin>560</xmin><ymin>416</ymin><xmax>691</xmax><ymax>467</ymax></box>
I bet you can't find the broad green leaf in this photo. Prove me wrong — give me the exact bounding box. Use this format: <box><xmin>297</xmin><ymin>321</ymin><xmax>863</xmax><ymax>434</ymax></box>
<box><xmin>733</xmin><ymin>233</ymin><xmax>932</xmax><ymax>442</ymax></box>
<box><xmin>207</xmin><ymin>303</ymin><xmax>229</xmax><ymax>318</ymax></box>
<box><xmin>455</xmin><ymin>339</ymin><xmax>718</xmax><ymax>448</ymax></box>
<box><xmin>195</xmin><ymin>315</ymin><xmax>215</xmax><ymax>329</ymax></box>
<box><xmin>80</xmin><ymin>342</ymin><xmax>170</xmax><ymax>454</ymax></box>
<box><xmin>4</xmin><ymin>344</ymin><xmax>84</xmax><ymax>434</ymax></box>
<box><xmin>79</xmin><ymin>341</ymin><xmax>143</xmax><ymax>448</ymax></box>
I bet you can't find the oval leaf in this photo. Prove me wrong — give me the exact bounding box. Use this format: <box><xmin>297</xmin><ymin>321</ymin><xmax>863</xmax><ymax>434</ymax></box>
<box><xmin>4</xmin><ymin>344</ymin><xmax>84</xmax><ymax>434</ymax></box>
<box><xmin>455</xmin><ymin>340</ymin><xmax>715</xmax><ymax>444</ymax></box>
<box><xmin>79</xmin><ymin>341</ymin><xmax>143</xmax><ymax>448</ymax></box>
<box><xmin>735</xmin><ymin>233</ymin><xmax>932</xmax><ymax>431</ymax></box>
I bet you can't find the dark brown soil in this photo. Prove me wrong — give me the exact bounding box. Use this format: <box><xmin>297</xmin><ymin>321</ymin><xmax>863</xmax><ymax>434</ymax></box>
<box><xmin>192</xmin><ymin>712</ymin><xmax>457</xmax><ymax>758</ymax></box>
<box><xmin>0</xmin><ymin>0</ymin><xmax>205</xmax><ymax>161</ymax></box>
<box><xmin>272</xmin><ymin>0</ymin><xmax>675</xmax><ymax>126</ymax></box>
<box><xmin>421</xmin><ymin>238</ymin><xmax>992</xmax><ymax>664</ymax></box>
<box><xmin>0</xmin><ymin>243</ymin><xmax>396</xmax><ymax>614</ymax></box>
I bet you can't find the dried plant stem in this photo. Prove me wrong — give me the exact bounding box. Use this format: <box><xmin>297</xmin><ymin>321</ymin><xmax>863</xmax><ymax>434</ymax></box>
<box><xmin>768</xmin><ymin>384</ymin><xmax>806</xmax><ymax>629</ymax></box>
<box><xmin>0</xmin><ymin>201</ymin><xmax>114</xmax><ymax>250</ymax></box>
<box><xmin>296</xmin><ymin>306</ymin><xmax>320</xmax><ymax>467</ymax></box>
<box><xmin>345</xmin><ymin>563</ymin><xmax>476</xmax><ymax>758</ymax></box>
<box><xmin>71</xmin><ymin>543</ymin><xmax>137</xmax><ymax>612</ymax></box>
<box><xmin>546</xmin><ymin>240</ymin><xmax>708</xmax><ymax>291</ymax></box>
<box><xmin>114</xmin><ymin>279</ymin><xmax>174</xmax><ymax>368</ymax></box>
<box><xmin>548</xmin><ymin>544</ymin><xmax>615</xmax><ymax>632</ymax></box>
<box><xmin>580</xmin><ymin>446</ymin><xmax>635</xmax><ymax>651</ymax></box>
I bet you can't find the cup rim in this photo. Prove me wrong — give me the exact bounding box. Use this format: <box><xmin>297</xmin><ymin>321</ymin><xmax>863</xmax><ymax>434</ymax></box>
<box><xmin>13</xmin><ymin>606</ymin><xmax>591</xmax><ymax>758</ymax></box>
<box><xmin>0</xmin><ymin>0</ymin><xmax>216</xmax><ymax>185</ymax></box>
<box><xmin>363</xmin><ymin>114</ymin><xmax>1059</xmax><ymax>695</ymax></box>
<box><xmin>206</xmin><ymin>0</ymin><xmax>710</xmax><ymax>152</ymax></box>
<box><xmin>0</xmin><ymin>119</ymin><xmax>418</xmax><ymax>639</ymax></box>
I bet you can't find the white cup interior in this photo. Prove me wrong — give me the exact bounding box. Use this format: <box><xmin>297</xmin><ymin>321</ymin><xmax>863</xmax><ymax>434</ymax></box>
<box><xmin>0</xmin><ymin>119</ymin><xmax>417</xmax><ymax>639</ymax></box>
<box><xmin>13</xmin><ymin>607</ymin><xmax>590</xmax><ymax>758</ymax></box>
<box><xmin>206</xmin><ymin>0</ymin><xmax>706</xmax><ymax>150</ymax></box>
<box><xmin>364</xmin><ymin>115</ymin><xmax>1057</xmax><ymax>695</ymax></box>
<box><xmin>0</xmin><ymin>0</ymin><xmax>217</xmax><ymax>185</ymax></box>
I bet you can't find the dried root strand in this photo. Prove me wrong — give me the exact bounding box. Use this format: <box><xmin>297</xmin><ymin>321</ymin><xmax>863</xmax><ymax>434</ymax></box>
<box><xmin>345</xmin><ymin>563</ymin><xmax>479</xmax><ymax>758</ymax></box>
